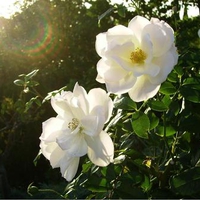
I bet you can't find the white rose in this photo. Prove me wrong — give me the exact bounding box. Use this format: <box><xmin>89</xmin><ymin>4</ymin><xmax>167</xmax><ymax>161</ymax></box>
<box><xmin>96</xmin><ymin>15</ymin><xmax>178</xmax><ymax>102</ymax></box>
<box><xmin>39</xmin><ymin>83</ymin><xmax>114</xmax><ymax>181</ymax></box>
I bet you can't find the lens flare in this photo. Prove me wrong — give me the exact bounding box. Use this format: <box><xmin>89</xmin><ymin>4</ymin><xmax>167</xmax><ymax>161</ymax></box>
<box><xmin>1</xmin><ymin>9</ymin><xmax>63</xmax><ymax>63</ymax></box>
<box><xmin>21</xmin><ymin>15</ymin><xmax>61</xmax><ymax>60</ymax></box>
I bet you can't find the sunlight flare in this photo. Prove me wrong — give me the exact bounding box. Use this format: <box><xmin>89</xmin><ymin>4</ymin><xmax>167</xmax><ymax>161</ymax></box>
<box><xmin>0</xmin><ymin>0</ymin><xmax>35</xmax><ymax>19</ymax></box>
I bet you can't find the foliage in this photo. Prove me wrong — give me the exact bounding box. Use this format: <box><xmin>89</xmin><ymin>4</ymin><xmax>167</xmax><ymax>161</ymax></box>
<box><xmin>0</xmin><ymin>0</ymin><xmax>200</xmax><ymax>199</ymax></box>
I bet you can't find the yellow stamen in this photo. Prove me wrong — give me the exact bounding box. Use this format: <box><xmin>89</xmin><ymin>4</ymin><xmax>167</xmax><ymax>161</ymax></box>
<box><xmin>130</xmin><ymin>48</ymin><xmax>147</xmax><ymax>65</ymax></box>
<box><xmin>68</xmin><ymin>118</ymin><xmax>79</xmax><ymax>130</ymax></box>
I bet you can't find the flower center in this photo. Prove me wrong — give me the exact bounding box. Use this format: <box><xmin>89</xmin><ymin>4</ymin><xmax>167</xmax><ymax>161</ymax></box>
<box><xmin>68</xmin><ymin>118</ymin><xmax>79</xmax><ymax>131</ymax></box>
<box><xmin>130</xmin><ymin>48</ymin><xmax>147</xmax><ymax>65</ymax></box>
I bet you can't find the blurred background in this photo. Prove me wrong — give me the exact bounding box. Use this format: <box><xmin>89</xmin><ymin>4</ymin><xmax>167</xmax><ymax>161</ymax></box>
<box><xmin>0</xmin><ymin>0</ymin><xmax>199</xmax><ymax>198</ymax></box>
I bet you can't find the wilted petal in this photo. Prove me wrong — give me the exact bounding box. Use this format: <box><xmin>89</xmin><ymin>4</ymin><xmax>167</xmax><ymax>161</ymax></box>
<box><xmin>86</xmin><ymin>131</ymin><xmax>114</xmax><ymax>166</ymax></box>
<box><xmin>128</xmin><ymin>75</ymin><xmax>160</xmax><ymax>102</ymax></box>
<box><xmin>60</xmin><ymin>156</ymin><xmax>80</xmax><ymax>182</ymax></box>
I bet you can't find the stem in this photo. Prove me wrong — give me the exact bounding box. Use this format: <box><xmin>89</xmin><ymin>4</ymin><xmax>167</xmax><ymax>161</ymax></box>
<box><xmin>38</xmin><ymin>189</ymin><xmax>65</xmax><ymax>199</ymax></box>
<box><xmin>31</xmin><ymin>87</ymin><xmax>44</xmax><ymax>99</ymax></box>
<box><xmin>137</xmin><ymin>101</ymin><xmax>146</xmax><ymax>112</ymax></box>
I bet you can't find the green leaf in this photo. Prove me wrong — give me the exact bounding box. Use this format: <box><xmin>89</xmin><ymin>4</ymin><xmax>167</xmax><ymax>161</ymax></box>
<box><xmin>86</xmin><ymin>177</ymin><xmax>110</xmax><ymax>192</ymax></box>
<box><xmin>182</xmin><ymin>77</ymin><xmax>200</xmax><ymax>89</ymax></box>
<box><xmin>27</xmin><ymin>80</ymin><xmax>39</xmax><ymax>87</ymax></box>
<box><xmin>132</xmin><ymin>111</ymin><xmax>150</xmax><ymax>139</ymax></box>
<box><xmin>169</xmin><ymin>100</ymin><xmax>180</xmax><ymax>116</ymax></box>
<box><xmin>35</xmin><ymin>98</ymin><xmax>42</xmax><ymax>107</ymax></box>
<box><xmin>167</xmin><ymin>71</ymin><xmax>179</xmax><ymax>83</ymax></box>
<box><xmin>180</xmin><ymin>77</ymin><xmax>200</xmax><ymax>103</ymax></box>
<box><xmin>170</xmin><ymin>167</ymin><xmax>200</xmax><ymax>196</ymax></box>
<box><xmin>156</xmin><ymin>125</ymin><xmax>176</xmax><ymax>137</ymax></box>
<box><xmin>148</xmin><ymin>111</ymin><xmax>159</xmax><ymax>130</ymax></box>
<box><xmin>13</xmin><ymin>79</ymin><xmax>24</xmax><ymax>86</ymax></box>
<box><xmin>141</xmin><ymin>175</ymin><xmax>152</xmax><ymax>192</ymax></box>
<box><xmin>82</xmin><ymin>162</ymin><xmax>93</xmax><ymax>173</ymax></box>
<box><xmin>180</xmin><ymin>86</ymin><xmax>200</xmax><ymax>103</ymax></box>
<box><xmin>42</xmin><ymin>86</ymin><xmax>68</xmax><ymax>103</ymax></box>
<box><xmin>162</xmin><ymin>95</ymin><xmax>172</xmax><ymax>107</ymax></box>
<box><xmin>25</xmin><ymin>69</ymin><xmax>39</xmax><ymax>81</ymax></box>
<box><xmin>148</xmin><ymin>100</ymin><xmax>168</xmax><ymax>112</ymax></box>
<box><xmin>160</xmin><ymin>82</ymin><xmax>176</xmax><ymax>95</ymax></box>
<box><xmin>174</xmin><ymin>65</ymin><xmax>184</xmax><ymax>76</ymax></box>
<box><xmin>116</xmin><ymin>183</ymin><xmax>146</xmax><ymax>199</ymax></box>
<box><xmin>117</xmin><ymin>5</ymin><xmax>126</xmax><ymax>17</ymax></box>
<box><xmin>114</xmin><ymin>96</ymin><xmax>137</xmax><ymax>110</ymax></box>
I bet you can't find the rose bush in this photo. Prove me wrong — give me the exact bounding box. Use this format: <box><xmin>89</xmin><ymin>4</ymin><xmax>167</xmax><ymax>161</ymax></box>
<box><xmin>96</xmin><ymin>15</ymin><xmax>178</xmax><ymax>102</ymax></box>
<box><xmin>39</xmin><ymin>82</ymin><xmax>114</xmax><ymax>181</ymax></box>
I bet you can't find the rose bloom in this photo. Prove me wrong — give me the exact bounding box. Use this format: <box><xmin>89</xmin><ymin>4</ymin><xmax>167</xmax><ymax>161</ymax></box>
<box><xmin>96</xmin><ymin>15</ymin><xmax>178</xmax><ymax>102</ymax></box>
<box><xmin>39</xmin><ymin>83</ymin><xmax>114</xmax><ymax>181</ymax></box>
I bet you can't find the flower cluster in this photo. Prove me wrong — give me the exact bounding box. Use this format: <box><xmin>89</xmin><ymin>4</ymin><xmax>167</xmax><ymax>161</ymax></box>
<box><xmin>40</xmin><ymin>83</ymin><xmax>114</xmax><ymax>181</ymax></box>
<box><xmin>96</xmin><ymin>15</ymin><xmax>178</xmax><ymax>102</ymax></box>
<box><xmin>39</xmin><ymin>15</ymin><xmax>178</xmax><ymax>181</ymax></box>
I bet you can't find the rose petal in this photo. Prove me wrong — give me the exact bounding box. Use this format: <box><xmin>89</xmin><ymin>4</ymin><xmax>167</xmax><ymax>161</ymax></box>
<box><xmin>50</xmin><ymin>144</ymin><xmax>66</xmax><ymax>168</ymax></box>
<box><xmin>81</xmin><ymin>115</ymin><xmax>101</xmax><ymax>136</ymax></box>
<box><xmin>150</xmin><ymin>50</ymin><xmax>178</xmax><ymax>84</ymax></box>
<box><xmin>96</xmin><ymin>59</ymin><xmax>136</xmax><ymax>94</ymax></box>
<box><xmin>60</xmin><ymin>156</ymin><xmax>80</xmax><ymax>182</ymax></box>
<box><xmin>40</xmin><ymin>117</ymin><xmax>67</xmax><ymax>142</ymax></box>
<box><xmin>106</xmin><ymin>25</ymin><xmax>133</xmax><ymax>49</ymax></box>
<box><xmin>142</xmin><ymin>20</ymin><xmax>174</xmax><ymax>57</ymax></box>
<box><xmin>128</xmin><ymin>75</ymin><xmax>160</xmax><ymax>102</ymax></box>
<box><xmin>88</xmin><ymin>88</ymin><xmax>114</xmax><ymax>122</ymax></box>
<box><xmin>128</xmin><ymin>15</ymin><xmax>150</xmax><ymax>42</ymax></box>
<box><xmin>39</xmin><ymin>141</ymin><xmax>56</xmax><ymax>160</ymax></box>
<box><xmin>97</xmin><ymin>58</ymin><xmax>131</xmax><ymax>82</ymax></box>
<box><xmin>96</xmin><ymin>33</ymin><xmax>107</xmax><ymax>57</ymax></box>
<box><xmin>86</xmin><ymin>131</ymin><xmax>114</xmax><ymax>166</ymax></box>
<box><xmin>51</xmin><ymin>94</ymin><xmax>74</xmax><ymax>119</ymax></box>
<box><xmin>57</xmin><ymin>131</ymin><xmax>88</xmax><ymax>157</ymax></box>
<box><xmin>73</xmin><ymin>83</ymin><xmax>89</xmax><ymax>115</ymax></box>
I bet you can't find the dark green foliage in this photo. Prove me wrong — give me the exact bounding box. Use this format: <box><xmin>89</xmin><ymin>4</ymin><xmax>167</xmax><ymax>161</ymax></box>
<box><xmin>1</xmin><ymin>0</ymin><xmax>200</xmax><ymax>199</ymax></box>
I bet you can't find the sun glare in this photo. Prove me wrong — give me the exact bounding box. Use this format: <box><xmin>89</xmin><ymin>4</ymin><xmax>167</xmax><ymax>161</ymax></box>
<box><xmin>0</xmin><ymin>0</ymin><xmax>26</xmax><ymax>19</ymax></box>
